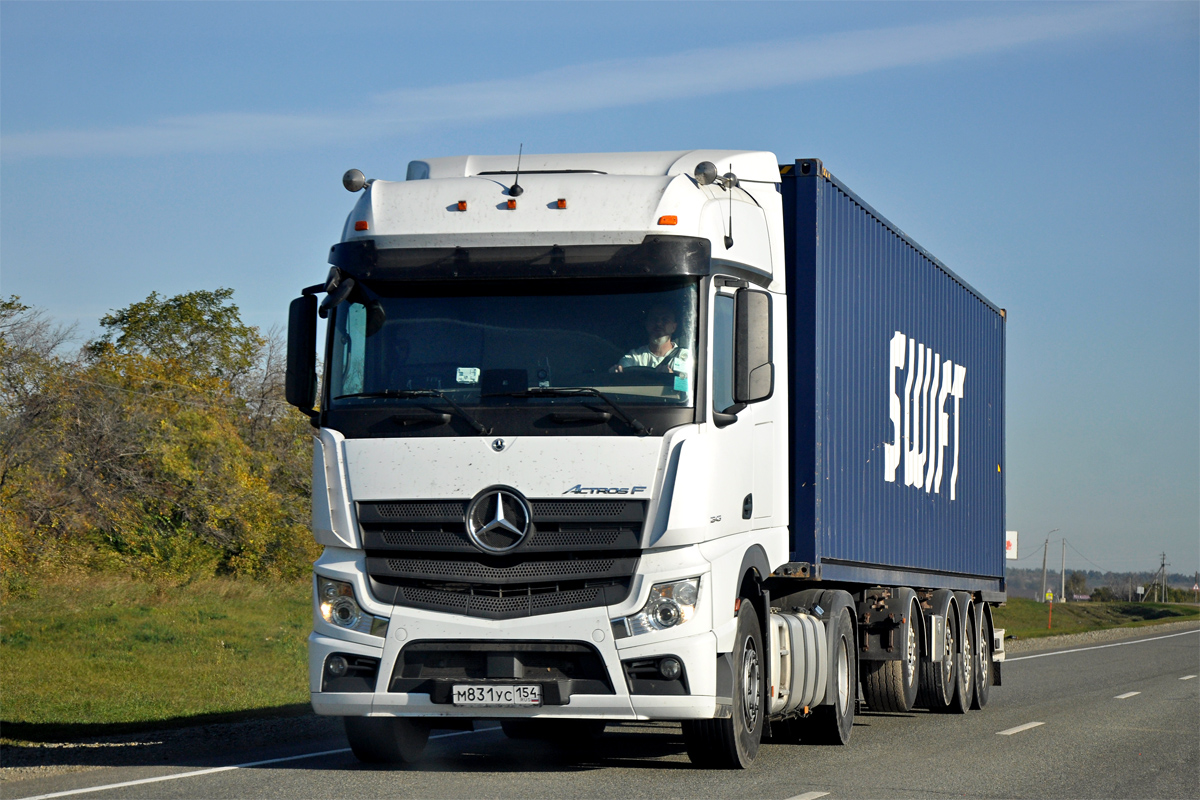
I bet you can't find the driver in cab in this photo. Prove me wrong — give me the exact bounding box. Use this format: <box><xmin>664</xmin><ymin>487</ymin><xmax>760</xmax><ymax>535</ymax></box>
<box><xmin>610</xmin><ymin>304</ymin><xmax>690</xmax><ymax>375</ymax></box>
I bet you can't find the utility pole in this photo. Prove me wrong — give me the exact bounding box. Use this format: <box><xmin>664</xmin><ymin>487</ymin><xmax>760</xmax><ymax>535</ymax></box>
<box><xmin>1157</xmin><ymin>553</ymin><xmax>1168</xmax><ymax>603</ymax></box>
<box><xmin>1040</xmin><ymin>529</ymin><xmax>1058</xmax><ymax>602</ymax></box>
<box><xmin>1060</xmin><ymin>538</ymin><xmax>1067</xmax><ymax>603</ymax></box>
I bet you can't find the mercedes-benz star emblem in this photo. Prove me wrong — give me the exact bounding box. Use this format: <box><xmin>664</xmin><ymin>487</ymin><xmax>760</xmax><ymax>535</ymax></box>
<box><xmin>465</xmin><ymin>486</ymin><xmax>531</xmax><ymax>553</ymax></box>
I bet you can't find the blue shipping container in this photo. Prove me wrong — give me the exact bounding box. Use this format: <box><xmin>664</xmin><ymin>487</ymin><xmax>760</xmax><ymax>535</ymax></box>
<box><xmin>782</xmin><ymin>160</ymin><xmax>1005</xmax><ymax>595</ymax></box>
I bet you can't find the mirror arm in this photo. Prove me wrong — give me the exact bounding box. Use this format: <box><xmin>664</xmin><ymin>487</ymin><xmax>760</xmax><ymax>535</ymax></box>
<box><xmin>713</xmin><ymin>403</ymin><xmax>745</xmax><ymax>428</ymax></box>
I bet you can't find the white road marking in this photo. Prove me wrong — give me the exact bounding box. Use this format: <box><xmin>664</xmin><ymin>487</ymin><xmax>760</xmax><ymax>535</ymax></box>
<box><xmin>784</xmin><ymin>792</ymin><xmax>830</xmax><ymax>800</ymax></box>
<box><xmin>1181</xmin><ymin>675</ymin><xmax>1197</xmax><ymax>680</ymax></box>
<box><xmin>16</xmin><ymin>728</ymin><xmax>496</xmax><ymax>800</ymax></box>
<box><xmin>1005</xmin><ymin>628</ymin><xmax>1200</xmax><ymax>662</ymax></box>
<box><xmin>996</xmin><ymin>721</ymin><xmax>1044</xmax><ymax>736</ymax></box>
<box><xmin>1114</xmin><ymin>691</ymin><xmax>1141</xmax><ymax>699</ymax></box>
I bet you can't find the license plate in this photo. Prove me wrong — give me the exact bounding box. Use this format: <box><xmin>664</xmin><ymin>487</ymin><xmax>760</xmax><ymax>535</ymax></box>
<box><xmin>452</xmin><ymin>684</ymin><xmax>541</xmax><ymax>707</ymax></box>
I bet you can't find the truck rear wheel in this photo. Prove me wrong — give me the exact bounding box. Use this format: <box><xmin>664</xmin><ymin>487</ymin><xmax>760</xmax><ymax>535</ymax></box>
<box><xmin>917</xmin><ymin>602</ymin><xmax>956</xmax><ymax>712</ymax></box>
<box><xmin>802</xmin><ymin>607</ymin><xmax>855</xmax><ymax>744</ymax></box>
<box><xmin>344</xmin><ymin>717</ymin><xmax>429</xmax><ymax>765</ymax></box>
<box><xmin>682</xmin><ymin>597</ymin><xmax>763</xmax><ymax>768</ymax></box>
<box><xmin>861</xmin><ymin>597</ymin><xmax>920</xmax><ymax>712</ymax></box>
<box><xmin>972</xmin><ymin>603</ymin><xmax>992</xmax><ymax>710</ymax></box>
<box><xmin>950</xmin><ymin>604</ymin><xmax>975</xmax><ymax>714</ymax></box>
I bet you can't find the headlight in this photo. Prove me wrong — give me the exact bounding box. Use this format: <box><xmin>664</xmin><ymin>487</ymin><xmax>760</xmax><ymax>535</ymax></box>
<box><xmin>618</xmin><ymin>577</ymin><xmax>701</xmax><ymax>636</ymax></box>
<box><xmin>316</xmin><ymin>576</ymin><xmax>389</xmax><ymax>637</ymax></box>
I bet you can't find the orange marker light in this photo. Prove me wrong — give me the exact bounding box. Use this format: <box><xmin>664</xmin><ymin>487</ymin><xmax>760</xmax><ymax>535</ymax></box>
<box><xmin>658</xmin><ymin>215</ymin><xmax>678</xmax><ymax>226</ymax></box>
<box><xmin>557</xmin><ymin>198</ymin><xmax>567</xmax><ymax>209</ymax></box>
<box><xmin>354</xmin><ymin>220</ymin><xmax>369</xmax><ymax>231</ymax></box>
<box><xmin>457</xmin><ymin>200</ymin><xmax>467</xmax><ymax>211</ymax></box>
<box><xmin>507</xmin><ymin>199</ymin><xmax>517</xmax><ymax>210</ymax></box>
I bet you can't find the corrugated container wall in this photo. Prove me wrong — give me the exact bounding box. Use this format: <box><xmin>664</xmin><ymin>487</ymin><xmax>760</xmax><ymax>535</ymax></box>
<box><xmin>782</xmin><ymin>160</ymin><xmax>1006</xmax><ymax>593</ymax></box>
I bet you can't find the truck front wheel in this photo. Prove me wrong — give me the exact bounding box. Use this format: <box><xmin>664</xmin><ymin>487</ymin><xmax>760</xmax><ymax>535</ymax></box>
<box><xmin>682</xmin><ymin>597</ymin><xmax>764</xmax><ymax>768</ymax></box>
<box><xmin>344</xmin><ymin>717</ymin><xmax>429</xmax><ymax>764</ymax></box>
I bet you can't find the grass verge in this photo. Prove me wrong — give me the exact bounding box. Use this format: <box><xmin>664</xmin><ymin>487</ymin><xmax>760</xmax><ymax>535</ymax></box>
<box><xmin>992</xmin><ymin>597</ymin><xmax>1199</xmax><ymax>640</ymax></box>
<box><xmin>0</xmin><ymin>576</ymin><xmax>311</xmax><ymax>742</ymax></box>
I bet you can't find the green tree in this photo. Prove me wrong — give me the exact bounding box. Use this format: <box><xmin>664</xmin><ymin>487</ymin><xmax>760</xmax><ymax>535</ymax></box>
<box><xmin>87</xmin><ymin>288</ymin><xmax>264</xmax><ymax>385</ymax></box>
<box><xmin>2</xmin><ymin>290</ymin><xmax>317</xmax><ymax>589</ymax></box>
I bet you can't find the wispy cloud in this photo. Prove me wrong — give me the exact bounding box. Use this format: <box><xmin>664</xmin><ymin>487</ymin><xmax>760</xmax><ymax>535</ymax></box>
<box><xmin>1</xmin><ymin>5</ymin><xmax>1161</xmax><ymax>159</ymax></box>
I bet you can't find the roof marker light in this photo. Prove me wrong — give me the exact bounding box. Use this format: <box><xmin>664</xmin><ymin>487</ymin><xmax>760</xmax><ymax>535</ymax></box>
<box><xmin>658</xmin><ymin>215</ymin><xmax>678</xmax><ymax>226</ymax></box>
<box><xmin>354</xmin><ymin>221</ymin><xmax>369</xmax><ymax>231</ymax></box>
<box><xmin>507</xmin><ymin>199</ymin><xmax>517</xmax><ymax>210</ymax></box>
<box><xmin>557</xmin><ymin>199</ymin><xmax>567</xmax><ymax>209</ymax></box>
<box><xmin>457</xmin><ymin>200</ymin><xmax>467</xmax><ymax>211</ymax></box>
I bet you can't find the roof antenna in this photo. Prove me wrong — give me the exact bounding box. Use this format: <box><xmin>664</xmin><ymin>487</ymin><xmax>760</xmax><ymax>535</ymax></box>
<box><xmin>724</xmin><ymin>162</ymin><xmax>734</xmax><ymax>249</ymax></box>
<box><xmin>510</xmin><ymin>144</ymin><xmax>524</xmax><ymax>197</ymax></box>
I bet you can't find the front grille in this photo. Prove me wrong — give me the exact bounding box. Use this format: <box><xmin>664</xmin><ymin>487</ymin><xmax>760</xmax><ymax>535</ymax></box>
<box><xmin>373</xmin><ymin>556</ymin><xmax>633</xmax><ymax>582</ymax></box>
<box><xmin>359</xmin><ymin>498</ymin><xmax>645</xmax><ymax>619</ymax></box>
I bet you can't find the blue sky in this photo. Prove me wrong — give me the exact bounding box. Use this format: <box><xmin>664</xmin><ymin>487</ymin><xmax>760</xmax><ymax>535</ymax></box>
<box><xmin>2</xmin><ymin>1</ymin><xmax>1197</xmax><ymax>575</ymax></box>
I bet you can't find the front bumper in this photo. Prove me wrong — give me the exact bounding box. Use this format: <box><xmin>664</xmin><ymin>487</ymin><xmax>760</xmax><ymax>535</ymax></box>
<box><xmin>309</xmin><ymin>604</ymin><xmax>722</xmax><ymax>721</ymax></box>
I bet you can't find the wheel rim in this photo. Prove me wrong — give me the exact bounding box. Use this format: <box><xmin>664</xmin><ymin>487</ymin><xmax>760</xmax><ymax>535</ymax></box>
<box><xmin>942</xmin><ymin>614</ymin><xmax>955</xmax><ymax>688</ymax></box>
<box><xmin>905</xmin><ymin>608</ymin><xmax>918</xmax><ymax>682</ymax></box>
<box><xmin>740</xmin><ymin>634</ymin><xmax>761</xmax><ymax>730</ymax></box>
<box><xmin>836</xmin><ymin>637</ymin><xmax>850</xmax><ymax>713</ymax></box>
<box><xmin>978</xmin><ymin>623</ymin><xmax>990</xmax><ymax>684</ymax></box>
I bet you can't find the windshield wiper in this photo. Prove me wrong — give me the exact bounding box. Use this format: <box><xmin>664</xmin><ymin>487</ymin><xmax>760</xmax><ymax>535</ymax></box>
<box><xmin>488</xmin><ymin>387</ymin><xmax>649</xmax><ymax>436</ymax></box>
<box><xmin>333</xmin><ymin>390</ymin><xmax>490</xmax><ymax>434</ymax></box>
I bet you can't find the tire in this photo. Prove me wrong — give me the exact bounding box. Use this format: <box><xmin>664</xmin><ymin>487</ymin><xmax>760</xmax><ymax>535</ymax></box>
<box><xmin>344</xmin><ymin>717</ymin><xmax>430</xmax><ymax>765</ymax></box>
<box><xmin>803</xmin><ymin>607</ymin><xmax>855</xmax><ymax>744</ymax></box>
<box><xmin>861</xmin><ymin>598</ymin><xmax>920</xmax><ymax>713</ymax></box>
<box><xmin>950</xmin><ymin>604</ymin><xmax>974</xmax><ymax>714</ymax></box>
<box><xmin>682</xmin><ymin>598</ymin><xmax>764</xmax><ymax>768</ymax></box>
<box><xmin>917</xmin><ymin>603</ymin><xmax>956</xmax><ymax>712</ymax></box>
<box><xmin>501</xmin><ymin>719</ymin><xmax>606</xmax><ymax>742</ymax></box>
<box><xmin>972</xmin><ymin>604</ymin><xmax>992</xmax><ymax>710</ymax></box>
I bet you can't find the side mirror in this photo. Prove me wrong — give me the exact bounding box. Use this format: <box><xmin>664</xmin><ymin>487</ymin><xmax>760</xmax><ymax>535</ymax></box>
<box><xmin>733</xmin><ymin>289</ymin><xmax>773</xmax><ymax>404</ymax></box>
<box><xmin>286</xmin><ymin>295</ymin><xmax>318</xmax><ymax>416</ymax></box>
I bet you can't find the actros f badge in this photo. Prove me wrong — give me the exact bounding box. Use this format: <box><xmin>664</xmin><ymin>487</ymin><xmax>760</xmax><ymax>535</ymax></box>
<box><xmin>465</xmin><ymin>486</ymin><xmax>532</xmax><ymax>553</ymax></box>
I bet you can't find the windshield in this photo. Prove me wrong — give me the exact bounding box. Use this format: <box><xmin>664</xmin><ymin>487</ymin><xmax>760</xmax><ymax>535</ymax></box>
<box><xmin>327</xmin><ymin>279</ymin><xmax>699</xmax><ymax>410</ymax></box>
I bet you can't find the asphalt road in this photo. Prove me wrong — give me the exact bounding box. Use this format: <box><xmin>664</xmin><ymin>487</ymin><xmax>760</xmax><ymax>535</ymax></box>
<box><xmin>9</xmin><ymin>626</ymin><xmax>1198</xmax><ymax>800</ymax></box>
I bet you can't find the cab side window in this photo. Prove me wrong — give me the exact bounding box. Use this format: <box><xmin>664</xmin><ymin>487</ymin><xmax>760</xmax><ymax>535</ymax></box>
<box><xmin>712</xmin><ymin>293</ymin><xmax>735</xmax><ymax>413</ymax></box>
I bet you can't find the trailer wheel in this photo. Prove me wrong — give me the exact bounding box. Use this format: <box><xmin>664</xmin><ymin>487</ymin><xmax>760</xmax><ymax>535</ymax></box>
<box><xmin>344</xmin><ymin>717</ymin><xmax>429</xmax><ymax>764</ymax></box>
<box><xmin>682</xmin><ymin>597</ymin><xmax>764</xmax><ymax>768</ymax></box>
<box><xmin>917</xmin><ymin>603</ymin><xmax>956</xmax><ymax>712</ymax></box>
<box><xmin>971</xmin><ymin>603</ymin><xmax>992</xmax><ymax>710</ymax></box>
<box><xmin>950</xmin><ymin>607</ymin><xmax>975</xmax><ymax>713</ymax></box>
<box><xmin>804</xmin><ymin>607</ymin><xmax>855</xmax><ymax>744</ymax></box>
<box><xmin>861</xmin><ymin>597</ymin><xmax>921</xmax><ymax>712</ymax></box>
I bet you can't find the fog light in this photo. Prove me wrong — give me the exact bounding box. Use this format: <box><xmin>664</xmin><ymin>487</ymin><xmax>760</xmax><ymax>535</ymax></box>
<box><xmin>660</xmin><ymin>657</ymin><xmax>682</xmax><ymax>680</ymax></box>
<box><xmin>327</xmin><ymin>655</ymin><xmax>349</xmax><ymax>677</ymax></box>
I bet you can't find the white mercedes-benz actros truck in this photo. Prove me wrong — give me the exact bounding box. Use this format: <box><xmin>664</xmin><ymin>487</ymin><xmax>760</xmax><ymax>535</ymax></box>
<box><xmin>286</xmin><ymin>150</ymin><xmax>1007</xmax><ymax>768</ymax></box>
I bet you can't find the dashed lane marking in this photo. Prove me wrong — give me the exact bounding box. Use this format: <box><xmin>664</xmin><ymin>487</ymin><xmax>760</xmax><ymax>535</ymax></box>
<box><xmin>996</xmin><ymin>721</ymin><xmax>1045</xmax><ymax>736</ymax></box>
<box><xmin>1114</xmin><ymin>691</ymin><xmax>1141</xmax><ymax>699</ymax></box>
<box><xmin>1005</xmin><ymin>628</ymin><xmax>1199</xmax><ymax>662</ymax></box>
<box><xmin>784</xmin><ymin>792</ymin><xmax>830</xmax><ymax>800</ymax></box>
<box><xmin>16</xmin><ymin>728</ymin><xmax>499</xmax><ymax>800</ymax></box>
<box><xmin>1181</xmin><ymin>675</ymin><xmax>1197</xmax><ymax>680</ymax></box>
